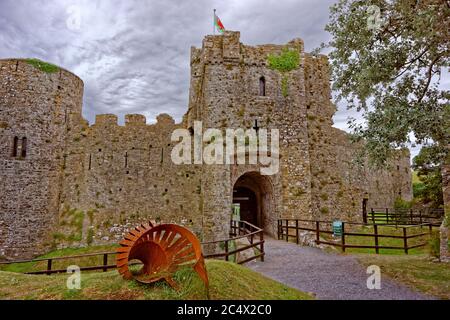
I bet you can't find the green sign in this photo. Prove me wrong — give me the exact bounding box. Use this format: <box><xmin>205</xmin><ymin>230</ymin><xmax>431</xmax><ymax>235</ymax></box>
<box><xmin>332</xmin><ymin>221</ymin><xmax>343</xmax><ymax>237</ymax></box>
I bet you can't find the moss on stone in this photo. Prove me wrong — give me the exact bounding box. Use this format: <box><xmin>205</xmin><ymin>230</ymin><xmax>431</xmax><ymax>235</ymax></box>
<box><xmin>267</xmin><ymin>48</ymin><xmax>300</xmax><ymax>73</ymax></box>
<box><xmin>25</xmin><ymin>59</ymin><xmax>59</xmax><ymax>74</ymax></box>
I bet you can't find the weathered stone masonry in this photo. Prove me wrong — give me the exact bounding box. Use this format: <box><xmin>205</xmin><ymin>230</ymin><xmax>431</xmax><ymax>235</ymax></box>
<box><xmin>0</xmin><ymin>31</ymin><xmax>412</xmax><ymax>259</ymax></box>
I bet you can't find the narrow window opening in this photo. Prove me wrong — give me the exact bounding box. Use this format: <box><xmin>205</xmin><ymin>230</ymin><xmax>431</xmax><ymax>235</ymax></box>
<box><xmin>160</xmin><ymin>148</ymin><xmax>164</xmax><ymax>164</ymax></box>
<box><xmin>125</xmin><ymin>152</ymin><xmax>128</xmax><ymax>168</ymax></box>
<box><xmin>88</xmin><ymin>154</ymin><xmax>92</xmax><ymax>170</ymax></box>
<box><xmin>12</xmin><ymin>136</ymin><xmax>18</xmax><ymax>157</ymax></box>
<box><xmin>21</xmin><ymin>137</ymin><xmax>27</xmax><ymax>158</ymax></box>
<box><xmin>259</xmin><ymin>76</ymin><xmax>266</xmax><ymax>96</ymax></box>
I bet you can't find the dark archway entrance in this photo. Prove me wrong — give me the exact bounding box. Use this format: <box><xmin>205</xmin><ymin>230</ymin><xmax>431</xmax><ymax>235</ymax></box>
<box><xmin>233</xmin><ymin>187</ymin><xmax>258</xmax><ymax>226</ymax></box>
<box><xmin>232</xmin><ymin>172</ymin><xmax>274</xmax><ymax>233</ymax></box>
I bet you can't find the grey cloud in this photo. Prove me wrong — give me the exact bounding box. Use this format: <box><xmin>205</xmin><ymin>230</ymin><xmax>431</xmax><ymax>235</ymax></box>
<box><xmin>0</xmin><ymin>0</ymin><xmax>337</xmax><ymax>125</ymax></box>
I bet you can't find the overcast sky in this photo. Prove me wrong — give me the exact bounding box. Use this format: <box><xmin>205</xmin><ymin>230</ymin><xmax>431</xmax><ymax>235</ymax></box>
<box><xmin>0</xmin><ymin>0</ymin><xmax>447</xmax><ymax>159</ymax></box>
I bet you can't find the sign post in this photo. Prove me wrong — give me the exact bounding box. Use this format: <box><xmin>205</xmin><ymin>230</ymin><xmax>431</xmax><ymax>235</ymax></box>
<box><xmin>332</xmin><ymin>220</ymin><xmax>343</xmax><ymax>237</ymax></box>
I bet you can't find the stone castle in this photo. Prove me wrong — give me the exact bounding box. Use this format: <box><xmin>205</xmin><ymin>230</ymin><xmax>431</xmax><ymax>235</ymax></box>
<box><xmin>0</xmin><ymin>31</ymin><xmax>412</xmax><ymax>259</ymax></box>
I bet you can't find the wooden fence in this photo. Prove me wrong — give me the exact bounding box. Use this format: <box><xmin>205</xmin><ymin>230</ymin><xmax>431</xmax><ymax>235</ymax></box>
<box><xmin>202</xmin><ymin>220</ymin><xmax>265</xmax><ymax>264</ymax></box>
<box><xmin>278</xmin><ymin>219</ymin><xmax>433</xmax><ymax>254</ymax></box>
<box><xmin>0</xmin><ymin>220</ymin><xmax>264</xmax><ymax>275</ymax></box>
<box><xmin>364</xmin><ymin>208</ymin><xmax>444</xmax><ymax>226</ymax></box>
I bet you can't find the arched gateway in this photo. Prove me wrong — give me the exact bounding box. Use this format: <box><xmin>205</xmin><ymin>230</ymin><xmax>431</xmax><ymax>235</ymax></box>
<box><xmin>232</xmin><ymin>172</ymin><xmax>275</xmax><ymax>235</ymax></box>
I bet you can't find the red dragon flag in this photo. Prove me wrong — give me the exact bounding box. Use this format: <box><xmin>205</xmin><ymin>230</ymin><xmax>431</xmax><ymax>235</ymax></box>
<box><xmin>214</xmin><ymin>9</ymin><xmax>225</xmax><ymax>34</ymax></box>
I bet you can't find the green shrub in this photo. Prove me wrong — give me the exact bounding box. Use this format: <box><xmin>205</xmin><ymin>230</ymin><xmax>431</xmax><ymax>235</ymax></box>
<box><xmin>267</xmin><ymin>48</ymin><xmax>300</xmax><ymax>73</ymax></box>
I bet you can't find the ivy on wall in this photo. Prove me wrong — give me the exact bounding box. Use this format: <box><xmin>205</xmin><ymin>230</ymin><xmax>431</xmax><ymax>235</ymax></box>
<box><xmin>267</xmin><ymin>48</ymin><xmax>300</xmax><ymax>98</ymax></box>
<box><xmin>26</xmin><ymin>58</ymin><xmax>59</xmax><ymax>74</ymax></box>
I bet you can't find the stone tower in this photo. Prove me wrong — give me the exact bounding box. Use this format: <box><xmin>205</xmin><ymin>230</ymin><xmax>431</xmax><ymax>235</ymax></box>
<box><xmin>0</xmin><ymin>59</ymin><xmax>84</xmax><ymax>259</ymax></box>
<box><xmin>186</xmin><ymin>31</ymin><xmax>313</xmax><ymax>241</ymax></box>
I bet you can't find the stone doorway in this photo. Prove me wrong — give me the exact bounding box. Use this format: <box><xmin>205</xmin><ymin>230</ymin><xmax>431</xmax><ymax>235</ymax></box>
<box><xmin>232</xmin><ymin>171</ymin><xmax>274</xmax><ymax>234</ymax></box>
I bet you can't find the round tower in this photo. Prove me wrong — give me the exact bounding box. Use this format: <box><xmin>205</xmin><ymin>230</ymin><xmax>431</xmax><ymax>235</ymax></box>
<box><xmin>0</xmin><ymin>59</ymin><xmax>83</xmax><ymax>259</ymax></box>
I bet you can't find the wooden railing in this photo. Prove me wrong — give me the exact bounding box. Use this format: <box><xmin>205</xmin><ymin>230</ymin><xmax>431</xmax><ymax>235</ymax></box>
<box><xmin>278</xmin><ymin>219</ymin><xmax>433</xmax><ymax>254</ymax></box>
<box><xmin>364</xmin><ymin>208</ymin><xmax>444</xmax><ymax>227</ymax></box>
<box><xmin>0</xmin><ymin>220</ymin><xmax>264</xmax><ymax>275</ymax></box>
<box><xmin>202</xmin><ymin>220</ymin><xmax>265</xmax><ymax>264</ymax></box>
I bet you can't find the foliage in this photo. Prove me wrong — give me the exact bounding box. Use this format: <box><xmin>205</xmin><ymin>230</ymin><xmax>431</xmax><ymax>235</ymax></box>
<box><xmin>281</xmin><ymin>75</ymin><xmax>289</xmax><ymax>97</ymax></box>
<box><xmin>412</xmin><ymin>146</ymin><xmax>444</xmax><ymax>206</ymax></box>
<box><xmin>393</xmin><ymin>197</ymin><xmax>413</xmax><ymax>211</ymax></box>
<box><xmin>26</xmin><ymin>58</ymin><xmax>59</xmax><ymax>74</ymax></box>
<box><xmin>267</xmin><ymin>47</ymin><xmax>300</xmax><ymax>73</ymax></box>
<box><xmin>320</xmin><ymin>0</ymin><xmax>450</xmax><ymax>166</ymax></box>
<box><xmin>267</xmin><ymin>47</ymin><xmax>300</xmax><ymax>97</ymax></box>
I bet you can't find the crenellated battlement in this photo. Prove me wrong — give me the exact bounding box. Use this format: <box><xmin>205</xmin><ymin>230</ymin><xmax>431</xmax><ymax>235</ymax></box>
<box><xmin>94</xmin><ymin>114</ymin><xmax>119</xmax><ymax>126</ymax></box>
<box><xmin>125</xmin><ymin>114</ymin><xmax>146</xmax><ymax>126</ymax></box>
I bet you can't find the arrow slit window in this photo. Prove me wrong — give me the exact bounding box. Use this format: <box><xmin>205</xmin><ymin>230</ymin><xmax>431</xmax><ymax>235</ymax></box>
<box><xmin>259</xmin><ymin>76</ymin><xmax>266</xmax><ymax>96</ymax></box>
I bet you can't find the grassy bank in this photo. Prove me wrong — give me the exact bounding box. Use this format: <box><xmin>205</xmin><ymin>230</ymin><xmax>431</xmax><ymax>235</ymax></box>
<box><xmin>0</xmin><ymin>260</ymin><xmax>313</xmax><ymax>300</ymax></box>
<box><xmin>357</xmin><ymin>254</ymin><xmax>450</xmax><ymax>299</ymax></box>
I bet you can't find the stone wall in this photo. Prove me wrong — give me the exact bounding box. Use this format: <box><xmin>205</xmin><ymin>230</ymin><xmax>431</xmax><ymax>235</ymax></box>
<box><xmin>0</xmin><ymin>32</ymin><xmax>413</xmax><ymax>259</ymax></box>
<box><xmin>304</xmin><ymin>54</ymin><xmax>412</xmax><ymax>221</ymax></box>
<box><xmin>60</xmin><ymin>113</ymin><xmax>203</xmax><ymax>247</ymax></box>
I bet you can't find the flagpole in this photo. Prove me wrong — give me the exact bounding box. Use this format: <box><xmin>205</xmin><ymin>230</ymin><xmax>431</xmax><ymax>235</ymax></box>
<box><xmin>213</xmin><ymin>9</ymin><xmax>216</xmax><ymax>35</ymax></box>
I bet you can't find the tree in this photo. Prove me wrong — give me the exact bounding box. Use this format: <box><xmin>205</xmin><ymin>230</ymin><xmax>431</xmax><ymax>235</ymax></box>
<box><xmin>412</xmin><ymin>145</ymin><xmax>444</xmax><ymax>206</ymax></box>
<box><xmin>319</xmin><ymin>0</ymin><xmax>449</xmax><ymax>167</ymax></box>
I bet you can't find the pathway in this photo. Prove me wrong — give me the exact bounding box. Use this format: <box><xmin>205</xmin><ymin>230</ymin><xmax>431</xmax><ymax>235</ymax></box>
<box><xmin>247</xmin><ymin>238</ymin><xmax>433</xmax><ymax>300</ymax></box>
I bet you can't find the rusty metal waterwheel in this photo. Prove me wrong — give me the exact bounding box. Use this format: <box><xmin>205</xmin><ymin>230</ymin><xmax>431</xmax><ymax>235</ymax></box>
<box><xmin>116</xmin><ymin>222</ymin><xmax>209</xmax><ymax>292</ymax></box>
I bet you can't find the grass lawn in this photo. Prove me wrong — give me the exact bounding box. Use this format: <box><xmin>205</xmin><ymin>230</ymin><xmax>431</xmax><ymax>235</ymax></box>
<box><xmin>0</xmin><ymin>260</ymin><xmax>313</xmax><ymax>300</ymax></box>
<box><xmin>357</xmin><ymin>254</ymin><xmax>450</xmax><ymax>300</ymax></box>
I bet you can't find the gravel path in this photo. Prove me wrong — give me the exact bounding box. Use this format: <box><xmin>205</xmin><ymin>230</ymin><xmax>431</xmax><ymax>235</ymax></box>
<box><xmin>247</xmin><ymin>238</ymin><xmax>433</xmax><ymax>300</ymax></box>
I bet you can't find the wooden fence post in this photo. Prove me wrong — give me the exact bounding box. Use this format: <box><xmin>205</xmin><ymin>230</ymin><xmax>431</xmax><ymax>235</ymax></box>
<box><xmin>225</xmin><ymin>241</ymin><xmax>229</xmax><ymax>262</ymax></box>
<box><xmin>277</xmin><ymin>220</ymin><xmax>281</xmax><ymax>240</ymax></box>
<box><xmin>410</xmin><ymin>209</ymin><xmax>413</xmax><ymax>224</ymax></box>
<box><xmin>371</xmin><ymin>209</ymin><xmax>375</xmax><ymax>224</ymax></box>
<box><xmin>285</xmin><ymin>220</ymin><xmax>289</xmax><ymax>242</ymax></box>
<box><xmin>419</xmin><ymin>211</ymin><xmax>423</xmax><ymax>225</ymax></box>
<box><xmin>103</xmin><ymin>253</ymin><xmax>108</xmax><ymax>272</ymax></box>
<box><xmin>341</xmin><ymin>222</ymin><xmax>346</xmax><ymax>253</ymax></box>
<box><xmin>315</xmin><ymin>221</ymin><xmax>320</xmax><ymax>245</ymax></box>
<box><xmin>295</xmin><ymin>220</ymin><xmax>299</xmax><ymax>245</ymax></box>
<box><xmin>260</xmin><ymin>231</ymin><xmax>265</xmax><ymax>262</ymax></box>
<box><xmin>385</xmin><ymin>209</ymin><xmax>389</xmax><ymax>224</ymax></box>
<box><xmin>374</xmin><ymin>224</ymin><xmax>379</xmax><ymax>254</ymax></box>
<box><xmin>46</xmin><ymin>259</ymin><xmax>52</xmax><ymax>275</ymax></box>
<box><xmin>403</xmin><ymin>227</ymin><xmax>408</xmax><ymax>254</ymax></box>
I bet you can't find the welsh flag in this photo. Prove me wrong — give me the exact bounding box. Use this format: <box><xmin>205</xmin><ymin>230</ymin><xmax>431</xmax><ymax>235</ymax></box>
<box><xmin>214</xmin><ymin>12</ymin><xmax>225</xmax><ymax>34</ymax></box>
